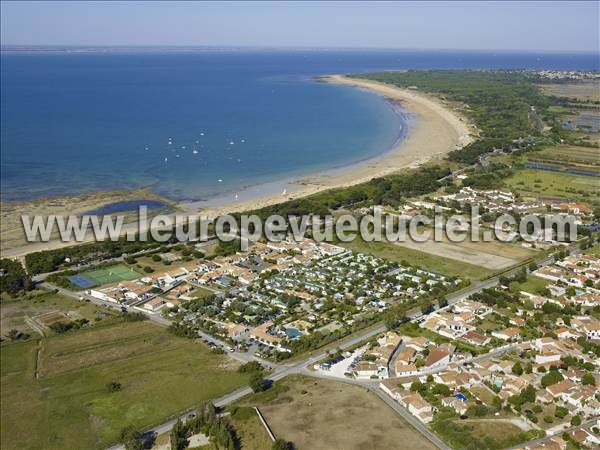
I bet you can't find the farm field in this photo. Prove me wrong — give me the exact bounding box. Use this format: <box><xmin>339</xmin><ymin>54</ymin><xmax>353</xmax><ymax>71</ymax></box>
<box><xmin>0</xmin><ymin>290</ymin><xmax>113</xmax><ymax>339</ymax></box>
<box><xmin>342</xmin><ymin>238</ymin><xmax>495</xmax><ymax>280</ymax></box>
<box><xmin>0</xmin><ymin>320</ymin><xmax>249</xmax><ymax>450</ymax></box>
<box><xmin>235</xmin><ymin>375</ymin><xmax>436</xmax><ymax>450</ymax></box>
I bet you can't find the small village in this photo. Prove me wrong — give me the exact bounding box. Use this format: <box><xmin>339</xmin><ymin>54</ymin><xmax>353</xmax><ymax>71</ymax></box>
<box><xmin>89</xmin><ymin>238</ymin><xmax>459</xmax><ymax>357</ymax></box>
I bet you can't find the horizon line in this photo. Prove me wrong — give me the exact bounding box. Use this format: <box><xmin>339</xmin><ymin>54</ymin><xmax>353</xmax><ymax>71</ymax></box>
<box><xmin>1</xmin><ymin>44</ymin><xmax>599</xmax><ymax>55</ymax></box>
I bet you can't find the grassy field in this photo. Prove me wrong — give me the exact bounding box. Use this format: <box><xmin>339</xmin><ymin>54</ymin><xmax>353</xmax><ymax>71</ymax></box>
<box><xmin>530</xmin><ymin>145</ymin><xmax>600</xmax><ymax>167</ymax></box>
<box><xmin>459</xmin><ymin>420</ymin><xmax>526</xmax><ymax>440</ymax></box>
<box><xmin>504</xmin><ymin>169</ymin><xmax>598</xmax><ymax>202</ymax></box>
<box><xmin>509</xmin><ymin>275</ymin><xmax>549</xmax><ymax>295</ymax></box>
<box><xmin>342</xmin><ymin>238</ymin><xmax>496</xmax><ymax>280</ymax></box>
<box><xmin>0</xmin><ymin>320</ymin><xmax>249</xmax><ymax>450</ymax></box>
<box><xmin>235</xmin><ymin>375</ymin><xmax>436</xmax><ymax>450</ymax></box>
<box><xmin>227</xmin><ymin>406</ymin><xmax>273</xmax><ymax>450</ymax></box>
<box><xmin>190</xmin><ymin>286</ymin><xmax>216</xmax><ymax>298</ymax></box>
<box><xmin>1</xmin><ymin>290</ymin><xmax>114</xmax><ymax>339</ymax></box>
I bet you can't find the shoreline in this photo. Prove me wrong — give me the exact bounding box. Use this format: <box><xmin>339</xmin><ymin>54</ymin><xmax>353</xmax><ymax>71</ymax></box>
<box><xmin>179</xmin><ymin>74</ymin><xmax>474</xmax><ymax>216</ymax></box>
<box><xmin>1</xmin><ymin>74</ymin><xmax>474</xmax><ymax>258</ymax></box>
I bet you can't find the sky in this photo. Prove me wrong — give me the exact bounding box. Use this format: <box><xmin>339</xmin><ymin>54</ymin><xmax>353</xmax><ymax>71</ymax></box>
<box><xmin>1</xmin><ymin>1</ymin><xmax>598</xmax><ymax>52</ymax></box>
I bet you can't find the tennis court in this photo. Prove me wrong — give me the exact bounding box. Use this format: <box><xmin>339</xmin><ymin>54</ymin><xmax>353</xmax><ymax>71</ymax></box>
<box><xmin>68</xmin><ymin>263</ymin><xmax>141</xmax><ymax>288</ymax></box>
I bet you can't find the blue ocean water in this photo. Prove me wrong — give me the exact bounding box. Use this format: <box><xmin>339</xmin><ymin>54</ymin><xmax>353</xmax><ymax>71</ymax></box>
<box><xmin>1</xmin><ymin>49</ymin><xmax>598</xmax><ymax>202</ymax></box>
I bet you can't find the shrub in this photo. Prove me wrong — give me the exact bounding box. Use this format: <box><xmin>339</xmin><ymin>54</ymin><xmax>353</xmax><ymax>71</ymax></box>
<box><xmin>106</xmin><ymin>381</ymin><xmax>122</xmax><ymax>392</ymax></box>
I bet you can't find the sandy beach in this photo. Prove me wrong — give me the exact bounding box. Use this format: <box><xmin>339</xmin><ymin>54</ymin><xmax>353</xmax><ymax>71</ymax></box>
<box><xmin>2</xmin><ymin>75</ymin><xmax>474</xmax><ymax>258</ymax></box>
<box><xmin>180</xmin><ymin>74</ymin><xmax>474</xmax><ymax>217</ymax></box>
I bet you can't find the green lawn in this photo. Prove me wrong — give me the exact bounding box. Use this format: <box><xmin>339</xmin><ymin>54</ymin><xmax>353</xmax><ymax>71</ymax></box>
<box><xmin>341</xmin><ymin>238</ymin><xmax>495</xmax><ymax>280</ymax></box>
<box><xmin>0</xmin><ymin>320</ymin><xmax>249</xmax><ymax>450</ymax></box>
<box><xmin>509</xmin><ymin>276</ymin><xmax>549</xmax><ymax>295</ymax></box>
<box><xmin>191</xmin><ymin>286</ymin><xmax>216</xmax><ymax>298</ymax></box>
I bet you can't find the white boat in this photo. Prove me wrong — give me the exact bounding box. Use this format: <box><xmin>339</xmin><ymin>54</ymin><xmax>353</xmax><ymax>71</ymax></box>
<box><xmin>176</xmin><ymin>154</ymin><xmax>180</xmax><ymax>158</ymax></box>
<box><xmin>234</xmin><ymin>194</ymin><xmax>239</xmax><ymax>200</ymax></box>
<box><xmin>164</xmin><ymin>157</ymin><xmax>168</xmax><ymax>163</ymax></box>
<box><xmin>282</xmin><ymin>189</ymin><xmax>287</xmax><ymax>196</ymax></box>
<box><xmin>229</xmin><ymin>141</ymin><xmax>234</xmax><ymax>145</ymax></box>
<box><xmin>218</xmin><ymin>178</ymin><xmax>223</xmax><ymax>183</ymax></box>
<box><xmin>192</xmin><ymin>150</ymin><xmax>199</xmax><ymax>154</ymax></box>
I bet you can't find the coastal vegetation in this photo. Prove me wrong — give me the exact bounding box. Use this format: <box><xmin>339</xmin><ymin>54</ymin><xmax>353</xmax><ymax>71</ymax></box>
<box><xmin>0</xmin><ymin>258</ymin><xmax>31</xmax><ymax>294</ymax></box>
<box><xmin>354</xmin><ymin>70</ymin><xmax>552</xmax><ymax>164</ymax></box>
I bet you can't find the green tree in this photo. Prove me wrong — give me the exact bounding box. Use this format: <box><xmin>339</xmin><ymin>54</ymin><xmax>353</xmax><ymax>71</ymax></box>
<box><xmin>0</xmin><ymin>259</ymin><xmax>32</xmax><ymax>294</ymax></box>
<box><xmin>582</xmin><ymin>372</ymin><xmax>596</xmax><ymax>386</ymax></box>
<box><xmin>272</xmin><ymin>438</ymin><xmax>294</xmax><ymax>450</ymax></box>
<box><xmin>541</xmin><ymin>370</ymin><xmax>564</xmax><ymax>388</ymax></box>
<box><xmin>571</xmin><ymin>415</ymin><xmax>581</xmax><ymax>426</ymax></box>
<box><xmin>521</xmin><ymin>384</ymin><xmax>536</xmax><ymax>404</ymax></box>
<box><xmin>249</xmin><ymin>373</ymin><xmax>267</xmax><ymax>393</ymax></box>
<box><xmin>554</xmin><ymin>406</ymin><xmax>568</xmax><ymax>419</ymax></box>
<box><xmin>120</xmin><ymin>425</ymin><xmax>143</xmax><ymax>450</ymax></box>
<box><xmin>512</xmin><ymin>361</ymin><xmax>523</xmax><ymax>375</ymax></box>
<box><xmin>170</xmin><ymin>418</ymin><xmax>189</xmax><ymax>450</ymax></box>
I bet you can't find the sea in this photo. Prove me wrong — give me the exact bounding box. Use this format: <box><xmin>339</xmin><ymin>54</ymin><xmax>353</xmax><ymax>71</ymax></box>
<box><xmin>1</xmin><ymin>48</ymin><xmax>598</xmax><ymax>203</ymax></box>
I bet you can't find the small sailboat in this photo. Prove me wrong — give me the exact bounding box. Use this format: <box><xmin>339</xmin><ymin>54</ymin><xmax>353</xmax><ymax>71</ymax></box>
<box><xmin>176</xmin><ymin>154</ymin><xmax>180</xmax><ymax>158</ymax></box>
<box><xmin>200</xmin><ymin>132</ymin><xmax>204</xmax><ymax>136</ymax></box>
<box><xmin>164</xmin><ymin>157</ymin><xmax>168</xmax><ymax>163</ymax></box>
<box><xmin>241</xmin><ymin>139</ymin><xmax>245</xmax><ymax>143</ymax></box>
<box><xmin>218</xmin><ymin>178</ymin><xmax>223</xmax><ymax>183</ymax></box>
<box><xmin>229</xmin><ymin>141</ymin><xmax>235</xmax><ymax>145</ymax></box>
<box><xmin>282</xmin><ymin>189</ymin><xmax>287</xmax><ymax>196</ymax></box>
<box><xmin>193</xmin><ymin>150</ymin><xmax>199</xmax><ymax>154</ymax></box>
<box><xmin>234</xmin><ymin>194</ymin><xmax>239</xmax><ymax>200</ymax></box>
